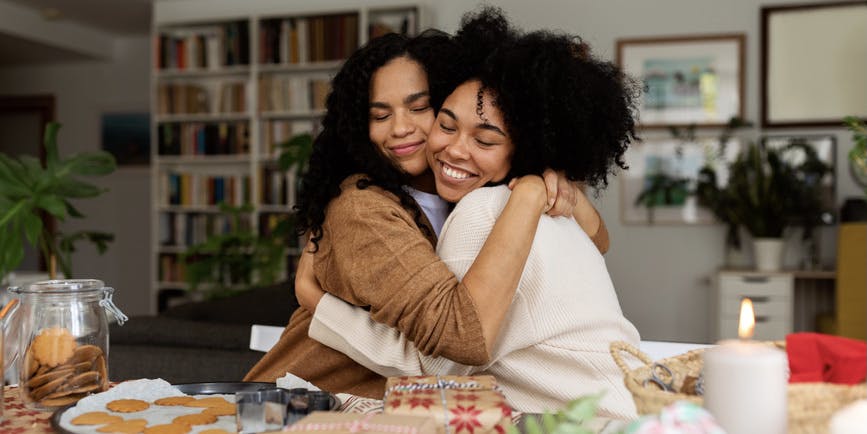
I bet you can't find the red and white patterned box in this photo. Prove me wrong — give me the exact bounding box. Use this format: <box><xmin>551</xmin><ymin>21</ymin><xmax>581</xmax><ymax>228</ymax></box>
<box><xmin>383</xmin><ymin>376</ymin><xmax>513</xmax><ymax>434</ymax></box>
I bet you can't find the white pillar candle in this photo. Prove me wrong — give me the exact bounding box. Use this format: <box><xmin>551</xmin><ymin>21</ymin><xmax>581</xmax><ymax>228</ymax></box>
<box><xmin>703</xmin><ymin>298</ymin><xmax>788</xmax><ymax>434</ymax></box>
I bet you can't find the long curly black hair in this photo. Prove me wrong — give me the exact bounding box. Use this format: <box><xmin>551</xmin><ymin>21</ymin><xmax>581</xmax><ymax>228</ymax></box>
<box><xmin>476</xmin><ymin>28</ymin><xmax>640</xmax><ymax>189</ymax></box>
<box><xmin>295</xmin><ymin>31</ymin><xmax>462</xmax><ymax>250</ymax></box>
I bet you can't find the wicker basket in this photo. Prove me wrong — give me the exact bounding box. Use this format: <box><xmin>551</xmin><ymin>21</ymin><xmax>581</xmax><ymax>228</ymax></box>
<box><xmin>610</xmin><ymin>341</ymin><xmax>867</xmax><ymax>434</ymax></box>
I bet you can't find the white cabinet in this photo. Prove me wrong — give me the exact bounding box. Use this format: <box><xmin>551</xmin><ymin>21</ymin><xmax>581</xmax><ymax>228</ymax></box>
<box><xmin>713</xmin><ymin>271</ymin><xmax>794</xmax><ymax>341</ymax></box>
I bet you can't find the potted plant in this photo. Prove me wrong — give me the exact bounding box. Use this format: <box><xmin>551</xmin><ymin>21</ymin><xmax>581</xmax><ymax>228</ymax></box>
<box><xmin>0</xmin><ymin>123</ymin><xmax>116</xmax><ymax>281</ymax></box>
<box><xmin>180</xmin><ymin>132</ymin><xmax>313</xmax><ymax>298</ymax></box>
<box><xmin>844</xmin><ymin>116</ymin><xmax>867</xmax><ymax>197</ymax></box>
<box><xmin>695</xmin><ymin>123</ymin><xmax>831</xmax><ymax>271</ymax></box>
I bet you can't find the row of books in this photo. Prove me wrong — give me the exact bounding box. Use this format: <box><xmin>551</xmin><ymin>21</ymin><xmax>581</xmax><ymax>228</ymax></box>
<box><xmin>156</xmin><ymin>82</ymin><xmax>247</xmax><ymax>115</ymax></box>
<box><xmin>261</xmin><ymin>119</ymin><xmax>318</xmax><ymax>156</ymax></box>
<box><xmin>368</xmin><ymin>10</ymin><xmax>418</xmax><ymax>38</ymax></box>
<box><xmin>157</xmin><ymin>21</ymin><xmax>250</xmax><ymax>70</ymax></box>
<box><xmin>258</xmin><ymin>75</ymin><xmax>329</xmax><ymax>113</ymax></box>
<box><xmin>158</xmin><ymin>122</ymin><xmax>250</xmax><ymax>156</ymax></box>
<box><xmin>260</xmin><ymin>166</ymin><xmax>298</xmax><ymax>206</ymax></box>
<box><xmin>159</xmin><ymin>212</ymin><xmax>251</xmax><ymax>248</ymax></box>
<box><xmin>259</xmin><ymin>14</ymin><xmax>358</xmax><ymax>64</ymax></box>
<box><xmin>161</xmin><ymin>173</ymin><xmax>251</xmax><ymax>206</ymax></box>
<box><xmin>158</xmin><ymin>254</ymin><xmax>187</xmax><ymax>282</ymax></box>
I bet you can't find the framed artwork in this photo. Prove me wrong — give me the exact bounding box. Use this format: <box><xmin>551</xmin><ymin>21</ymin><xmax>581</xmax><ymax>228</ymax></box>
<box><xmin>761</xmin><ymin>135</ymin><xmax>836</xmax><ymax>222</ymax></box>
<box><xmin>620</xmin><ymin>137</ymin><xmax>741</xmax><ymax>225</ymax></box>
<box><xmin>616</xmin><ymin>34</ymin><xmax>745</xmax><ymax>128</ymax></box>
<box><xmin>101</xmin><ymin>112</ymin><xmax>151</xmax><ymax>166</ymax></box>
<box><xmin>761</xmin><ymin>1</ymin><xmax>867</xmax><ymax>127</ymax></box>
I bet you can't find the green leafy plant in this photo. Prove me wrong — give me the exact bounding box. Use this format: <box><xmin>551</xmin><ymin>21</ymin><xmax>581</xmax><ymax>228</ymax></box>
<box><xmin>695</xmin><ymin>120</ymin><xmax>831</xmax><ymax>248</ymax></box>
<box><xmin>181</xmin><ymin>132</ymin><xmax>312</xmax><ymax>298</ymax></box>
<box><xmin>181</xmin><ymin>203</ymin><xmax>292</xmax><ymax>298</ymax></box>
<box><xmin>844</xmin><ymin>116</ymin><xmax>867</xmax><ymax>196</ymax></box>
<box><xmin>508</xmin><ymin>394</ymin><xmax>604</xmax><ymax>434</ymax></box>
<box><xmin>0</xmin><ymin>123</ymin><xmax>116</xmax><ymax>280</ymax></box>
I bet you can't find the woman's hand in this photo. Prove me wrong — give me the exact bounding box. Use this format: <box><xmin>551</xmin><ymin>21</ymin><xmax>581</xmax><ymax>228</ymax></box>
<box><xmin>294</xmin><ymin>242</ymin><xmax>326</xmax><ymax>313</ymax></box>
<box><xmin>507</xmin><ymin>175</ymin><xmax>549</xmax><ymax>213</ymax></box>
<box><xmin>508</xmin><ymin>169</ymin><xmax>578</xmax><ymax>217</ymax></box>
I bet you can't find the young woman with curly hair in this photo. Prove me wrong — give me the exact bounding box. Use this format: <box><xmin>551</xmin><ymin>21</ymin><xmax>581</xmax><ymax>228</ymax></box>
<box><xmin>245</xmin><ymin>12</ymin><xmax>608</xmax><ymax>397</ymax></box>
<box><xmin>295</xmin><ymin>24</ymin><xmax>642</xmax><ymax>419</ymax></box>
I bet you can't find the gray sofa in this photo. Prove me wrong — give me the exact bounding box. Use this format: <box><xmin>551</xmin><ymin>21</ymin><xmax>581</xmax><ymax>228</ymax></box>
<box><xmin>108</xmin><ymin>282</ymin><xmax>299</xmax><ymax>384</ymax></box>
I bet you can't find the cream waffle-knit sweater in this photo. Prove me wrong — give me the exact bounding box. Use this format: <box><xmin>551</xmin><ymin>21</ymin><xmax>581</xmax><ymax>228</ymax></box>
<box><xmin>309</xmin><ymin>185</ymin><xmax>640</xmax><ymax>419</ymax></box>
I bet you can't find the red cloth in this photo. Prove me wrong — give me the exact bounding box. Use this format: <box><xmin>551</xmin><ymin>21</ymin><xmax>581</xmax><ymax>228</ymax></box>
<box><xmin>786</xmin><ymin>332</ymin><xmax>866</xmax><ymax>384</ymax></box>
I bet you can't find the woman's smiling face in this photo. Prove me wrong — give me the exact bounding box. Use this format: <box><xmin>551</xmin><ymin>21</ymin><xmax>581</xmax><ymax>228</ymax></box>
<box><xmin>368</xmin><ymin>56</ymin><xmax>435</xmax><ymax>177</ymax></box>
<box><xmin>426</xmin><ymin>80</ymin><xmax>514</xmax><ymax>203</ymax></box>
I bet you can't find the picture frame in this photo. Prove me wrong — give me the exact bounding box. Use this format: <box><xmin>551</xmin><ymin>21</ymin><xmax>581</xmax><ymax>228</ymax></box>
<box><xmin>761</xmin><ymin>1</ymin><xmax>867</xmax><ymax>128</ymax></box>
<box><xmin>616</xmin><ymin>34</ymin><xmax>745</xmax><ymax>128</ymax></box>
<box><xmin>101</xmin><ymin>112</ymin><xmax>151</xmax><ymax>166</ymax></box>
<box><xmin>620</xmin><ymin>137</ymin><xmax>741</xmax><ymax>225</ymax></box>
<box><xmin>761</xmin><ymin>134</ymin><xmax>837</xmax><ymax>222</ymax></box>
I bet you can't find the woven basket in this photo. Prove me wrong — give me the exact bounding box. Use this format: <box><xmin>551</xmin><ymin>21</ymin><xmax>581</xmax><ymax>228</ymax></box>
<box><xmin>610</xmin><ymin>341</ymin><xmax>867</xmax><ymax>434</ymax></box>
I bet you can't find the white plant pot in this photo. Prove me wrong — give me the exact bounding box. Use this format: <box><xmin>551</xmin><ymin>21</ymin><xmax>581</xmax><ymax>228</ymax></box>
<box><xmin>753</xmin><ymin>238</ymin><xmax>785</xmax><ymax>271</ymax></box>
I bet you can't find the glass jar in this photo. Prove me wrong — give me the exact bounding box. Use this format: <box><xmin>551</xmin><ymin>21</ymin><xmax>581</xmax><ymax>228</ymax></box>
<box><xmin>6</xmin><ymin>279</ymin><xmax>127</xmax><ymax>410</ymax></box>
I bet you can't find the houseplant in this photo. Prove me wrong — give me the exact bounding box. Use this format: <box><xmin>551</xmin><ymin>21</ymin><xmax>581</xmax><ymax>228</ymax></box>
<box><xmin>695</xmin><ymin>125</ymin><xmax>831</xmax><ymax>271</ymax></box>
<box><xmin>0</xmin><ymin>123</ymin><xmax>116</xmax><ymax>281</ymax></box>
<box><xmin>844</xmin><ymin>116</ymin><xmax>867</xmax><ymax>196</ymax></box>
<box><xmin>181</xmin><ymin>133</ymin><xmax>312</xmax><ymax>298</ymax></box>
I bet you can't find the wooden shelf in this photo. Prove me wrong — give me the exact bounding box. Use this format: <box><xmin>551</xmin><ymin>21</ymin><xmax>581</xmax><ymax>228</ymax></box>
<box><xmin>155</xmin><ymin>113</ymin><xmax>250</xmax><ymax>123</ymax></box>
<box><xmin>258</xmin><ymin>60</ymin><xmax>343</xmax><ymax>73</ymax></box>
<box><xmin>260</xmin><ymin>109</ymin><xmax>326</xmax><ymax>120</ymax></box>
<box><xmin>155</xmin><ymin>154</ymin><xmax>251</xmax><ymax>165</ymax></box>
<box><xmin>156</xmin><ymin>65</ymin><xmax>251</xmax><ymax>79</ymax></box>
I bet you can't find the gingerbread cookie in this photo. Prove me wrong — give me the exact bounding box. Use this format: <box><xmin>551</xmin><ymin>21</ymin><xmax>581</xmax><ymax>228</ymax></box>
<box><xmin>154</xmin><ymin>396</ymin><xmax>196</xmax><ymax>406</ymax></box>
<box><xmin>142</xmin><ymin>423</ymin><xmax>191</xmax><ymax>434</ymax></box>
<box><xmin>96</xmin><ymin>419</ymin><xmax>148</xmax><ymax>433</ymax></box>
<box><xmin>183</xmin><ymin>397</ymin><xmax>233</xmax><ymax>408</ymax></box>
<box><xmin>71</xmin><ymin>411</ymin><xmax>124</xmax><ymax>425</ymax></box>
<box><xmin>202</xmin><ymin>405</ymin><xmax>236</xmax><ymax>417</ymax></box>
<box><xmin>106</xmin><ymin>399</ymin><xmax>150</xmax><ymax>413</ymax></box>
<box><xmin>172</xmin><ymin>413</ymin><xmax>218</xmax><ymax>426</ymax></box>
<box><xmin>31</xmin><ymin>327</ymin><xmax>77</xmax><ymax>367</ymax></box>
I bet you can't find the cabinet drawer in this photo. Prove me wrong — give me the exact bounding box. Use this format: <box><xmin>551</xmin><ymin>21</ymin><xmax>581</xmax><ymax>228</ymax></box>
<box><xmin>719</xmin><ymin>317</ymin><xmax>791</xmax><ymax>341</ymax></box>
<box><xmin>718</xmin><ymin>274</ymin><xmax>793</xmax><ymax>298</ymax></box>
<box><xmin>720</xmin><ymin>296</ymin><xmax>791</xmax><ymax>317</ymax></box>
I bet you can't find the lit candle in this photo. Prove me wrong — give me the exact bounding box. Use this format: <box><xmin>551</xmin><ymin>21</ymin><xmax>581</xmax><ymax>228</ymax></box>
<box><xmin>703</xmin><ymin>298</ymin><xmax>788</xmax><ymax>434</ymax></box>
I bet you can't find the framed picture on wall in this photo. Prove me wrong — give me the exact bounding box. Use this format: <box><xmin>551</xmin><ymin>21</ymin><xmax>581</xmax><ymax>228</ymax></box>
<box><xmin>101</xmin><ymin>112</ymin><xmax>151</xmax><ymax>166</ymax></box>
<box><xmin>616</xmin><ymin>34</ymin><xmax>745</xmax><ymax>128</ymax></box>
<box><xmin>620</xmin><ymin>137</ymin><xmax>741</xmax><ymax>225</ymax></box>
<box><xmin>761</xmin><ymin>2</ymin><xmax>867</xmax><ymax>127</ymax></box>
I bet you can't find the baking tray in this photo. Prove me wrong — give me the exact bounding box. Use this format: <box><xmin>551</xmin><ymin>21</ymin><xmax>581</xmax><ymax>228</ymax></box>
<box><xmin>51</xmin><ymin>382</ymin><xmax>341</xmax><ymax>433</ymax></box>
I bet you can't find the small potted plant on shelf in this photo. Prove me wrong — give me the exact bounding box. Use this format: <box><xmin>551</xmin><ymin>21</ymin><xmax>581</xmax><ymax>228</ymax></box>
<box><xmin>0</xmin><ymin>123</ymin><xmax>116</xmax><ymax>282</ymax></box>
<box><xmin>181</xmin><ymin>132</ymin><xmax>313</xmax><ymax>299</ymax></box>
<box><xmin>844</xmin><ymin>116</ymin><xmax>867</xmax><ymax>197</ymax></box>
<box><xmin>695</xmin><ymin>121</ymin><xmax>831</xmax><ymax>271</ymax></box>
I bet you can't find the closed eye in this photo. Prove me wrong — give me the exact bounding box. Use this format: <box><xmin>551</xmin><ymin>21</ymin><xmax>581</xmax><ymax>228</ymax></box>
<box><xmin>411</xmin><ymin>105</ymin><xmax>431</xmax><ymax>113</ymax></box>
<box><xmin>439</xmin><ymin>122</ymin><xmax>456</xmax><ymax>133</ymax></box>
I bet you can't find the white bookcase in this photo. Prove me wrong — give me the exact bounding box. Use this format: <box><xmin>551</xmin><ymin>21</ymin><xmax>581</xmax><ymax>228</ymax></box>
<box><xmin>150</xmin><ymin>2</ymin><xmax>424</xmax><ymax>313</ymax></box>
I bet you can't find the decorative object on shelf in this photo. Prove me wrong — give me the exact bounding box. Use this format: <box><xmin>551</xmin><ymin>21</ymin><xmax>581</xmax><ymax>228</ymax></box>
<box><xmin>761</xmin><ymin>2</ymin><xmax>867</xmax><ymax>128</ymax></box>
<box><xmin>694</xmin><ymin>119</ymin><xmax>831</xmax><ymax>271</ymax></box>
<box><xmin>0</xmin><ymin>123</ymin><xmax>116</xmax><ymax>280</ymax></box>
<box><xmin>622</xmin><ymin>124</ymin><xmax>740</xmax><ymax>225</ymax></box>
<box><xmin>845</xmin><ymin>116</ymin><xmax>867</xmax><ymax>197</ymax></box>
<box><xmin>616</xmin><ymin>33</ymin><xmax>744</xmax><ymax>128</ymax></box>
<box><xmin>181</xmin><ymin>203</ymin><xmax>290</xmax><ymax>299</ymax></box>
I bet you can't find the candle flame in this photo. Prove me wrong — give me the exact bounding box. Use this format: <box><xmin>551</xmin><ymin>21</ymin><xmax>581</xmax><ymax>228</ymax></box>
<box><xmin>738</xmin><ymin>298</ymin><xmax>755</xmax><ymax>339</ymax></box>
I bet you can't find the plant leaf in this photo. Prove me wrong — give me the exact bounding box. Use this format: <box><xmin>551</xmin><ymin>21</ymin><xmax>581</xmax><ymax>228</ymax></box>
<box><xmin>61</xmin><ymin>151</ymin><xmax>117</xmax><ymax>176</ymax></box>
<box><xmin>43</xmin><ymin>122</ymin><xmax>61</xmax><ymax>172</ymax></box>
<box><xmin>22</xmin><ymin>214</ymin><xmax>42</xmax><ymax>246</ymax></box>
<box><xmin>35</xmin><ymin>195</ymin><xmax>67</xmax><ymax>219</ymax></box>
<box><xmin>55</xmin><ymin>179</ymin><xmax>106</xmax><ymax>198</ymax></box>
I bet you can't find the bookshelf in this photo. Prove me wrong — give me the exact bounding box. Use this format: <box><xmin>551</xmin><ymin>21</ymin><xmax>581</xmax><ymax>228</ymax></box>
<box><xmin>150</xmin><ymin>4</ymin><xmax>423</xmax><ymax>313</ymax></box>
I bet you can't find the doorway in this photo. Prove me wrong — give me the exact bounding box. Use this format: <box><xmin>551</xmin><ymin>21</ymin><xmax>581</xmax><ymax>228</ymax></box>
<box><xmin>0</xmin><ymin>95</ymin><xmax>56</xmax><ymax>272</ymax></box>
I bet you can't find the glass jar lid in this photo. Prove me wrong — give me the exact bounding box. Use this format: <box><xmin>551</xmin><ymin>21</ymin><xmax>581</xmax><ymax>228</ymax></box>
<box><xmin>16</xmin><ymin>279</ymin><xmax>105</xmax><ymax>294</ymax></box>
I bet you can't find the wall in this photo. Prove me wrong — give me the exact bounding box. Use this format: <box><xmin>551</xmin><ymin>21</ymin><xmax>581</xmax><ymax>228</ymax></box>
<box><xmin>0</xmin><ymin>36</ymin><xmax>152</xmax><ymax>316</ymax></box>
<box><xmin>8</xmin><ymin>0</ymin><xmax>854</xmax><ymax>337</ymax></box>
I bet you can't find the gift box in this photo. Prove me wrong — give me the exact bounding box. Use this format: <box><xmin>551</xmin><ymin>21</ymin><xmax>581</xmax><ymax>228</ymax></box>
<box><xmin>383</xmin><ymin>375</ymin><xmax>513</xmax><ymax>434</ymax></box>
<box><xmin>285</xmin><ymin>412</ymin><xmax>438</xmax><ymax>434</ymax></box>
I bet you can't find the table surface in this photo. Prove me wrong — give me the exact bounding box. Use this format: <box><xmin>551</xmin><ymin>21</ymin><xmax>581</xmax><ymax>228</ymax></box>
<box><xmin>0</xmin><ymin>384</ymin><xmax>386</xmax><ymax>433</ymax></box>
